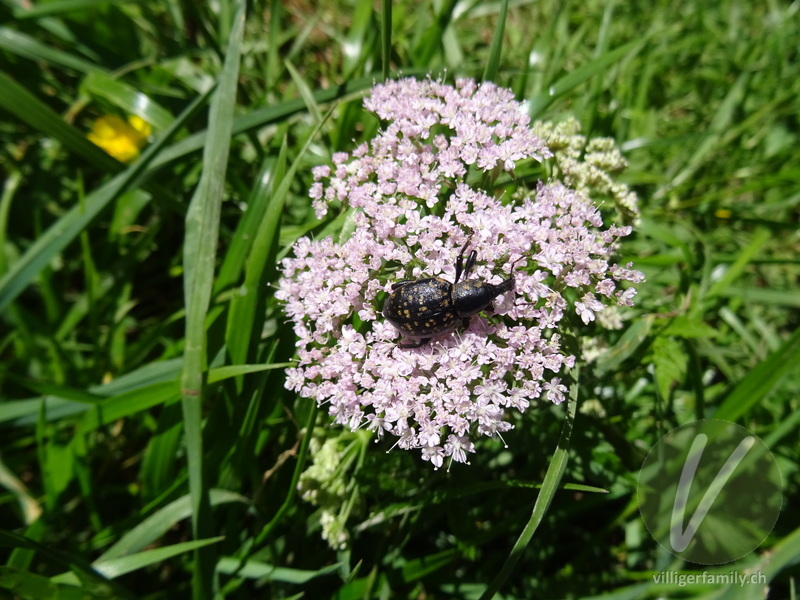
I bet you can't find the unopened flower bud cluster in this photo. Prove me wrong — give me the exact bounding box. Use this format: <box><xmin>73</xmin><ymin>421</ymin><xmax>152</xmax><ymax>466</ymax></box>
<box><xmin>297</xmin><ymin>434</ymin><xmax>353</xmax><ymax>550</ymax></box>
<box><xmin>534</xmin><ymin>117</ymin><xmax>640</xmax><ymax>224</ymax></box>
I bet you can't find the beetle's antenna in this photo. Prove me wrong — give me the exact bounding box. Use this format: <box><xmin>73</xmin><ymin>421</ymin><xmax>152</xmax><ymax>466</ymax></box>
<box><xmin>454</xmin><ymin>232</ymin><xmax>474</xmax><ymax>283</ymax></box>
<box><xmin>509</xmin><ymin>254</ymin><xmax>526</xmax><ymax>271</ymax></box>
<box><xmin>462</xmin><ymin>249</ymin><xmax>477</xmax><ymax>281</ymax></box>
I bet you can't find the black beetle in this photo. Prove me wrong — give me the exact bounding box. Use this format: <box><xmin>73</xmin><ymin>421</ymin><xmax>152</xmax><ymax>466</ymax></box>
<box><xmin>382</xmin><ymin>236</ymin><xmax>519</xmax><ymax>348</ymax></box>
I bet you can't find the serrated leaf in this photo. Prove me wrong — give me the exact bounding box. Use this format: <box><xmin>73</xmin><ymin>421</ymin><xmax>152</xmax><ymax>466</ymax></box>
<box><xmin>651</xmin><ymin>336</ymin><xmax>687</xmax><ymax>401</ymax></box>
<box><xmin>660</xmin><ymin>316</ymin><xmax>718</xmax><ymax>338</ymax></box>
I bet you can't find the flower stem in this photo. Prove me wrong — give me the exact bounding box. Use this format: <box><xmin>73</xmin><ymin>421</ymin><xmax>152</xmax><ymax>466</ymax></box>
<box><xmin>479</xmin><ymin>366</ymin><xmax>580</xmax><ymax>600</ymax></box>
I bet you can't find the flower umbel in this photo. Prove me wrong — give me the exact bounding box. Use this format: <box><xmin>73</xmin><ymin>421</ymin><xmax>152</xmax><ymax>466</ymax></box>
<box><xmin>277</xmin><ymin>77</ymin><xmax>644</xmax><ymax>469</ymax></box>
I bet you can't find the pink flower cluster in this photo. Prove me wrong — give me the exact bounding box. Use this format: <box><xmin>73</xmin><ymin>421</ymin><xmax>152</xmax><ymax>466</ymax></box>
<box><xmin>277</xmin><ymin>77</ymin><xmax>643</xmax><ymax>469</ymax></box>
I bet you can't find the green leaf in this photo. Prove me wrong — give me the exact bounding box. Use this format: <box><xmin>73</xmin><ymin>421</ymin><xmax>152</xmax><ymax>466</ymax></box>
<box><xmin>0</xmin><ymin>170</ymin><xmax>21</xmax><ymax>276</ymax></box>
<box><xmin>149</xmin><ymin>75</ymin><xmax>375</xmax><ymax>172</ymax></box>
<box><xmin>658</xmin><ymin>72</ymin><xmax>750</xmax><ymax>199</ymax></box>
<box><xmin>651</xmin><ymin>336</ymin><xmax>687</xmax><ymax>402</ymax></box>
<box><xmin>41</xmin><ymin>439</ymin><xmax>75</xmax><ymax>503</ymax></box>
<box><xmin>285</xmin><ymin>60</ymin><xmax>322</xmax><ymax>125</ymax></box>
<box><xmin>380</xmin><ymin>0</ymin><xmax>392</xmax><ymax>81</ymax></box>
<box><xmin>214</xmin><ymin>153</ymin><xmax>283</xmax><ymax>295</ymax></box>
<box><xmin>706</xmin><ymin>228</ymin><xmax>771</xmax><ymax>300</ymax></box>
<box><xmin>0</xmin><ymin>359</ymin><xmax>185</xmax><ymax>427</ymax></box>
<box><xmin>714</xmin><ymin>286</ymin><xmax>800</xmax><ymax>308</ymax></box>
<box><xmin>140</xmin><ymin>403</ymin><xmax>184</xmax><ymax>502</ymax></box>
<box><xmin>73</xmin><ymin>381</ymin><xmax>180</xmax><ymax>436</ymax></box>
<box><xmin>223</xmin><ymin>139</ymin><xmax>287</xmax><ymax>369</ymax></box>
<box><xmin>761</xmin><ymin>524</ymin><xmax>800</xmax><ymax>582</ymax></box>
<box><xmin>660</xmin><ymin>316</ymin><xmax>718</xmax><ymax>338</ymax></box>
<box><xmin>412</xmin><ymin>0</ymin><xmax>457</xmax><ymax>67</ymax></box>
<box><xmin>342</xmin><ymin>0</ymin><xmax>373</xmax><ymax>79</ymax></box>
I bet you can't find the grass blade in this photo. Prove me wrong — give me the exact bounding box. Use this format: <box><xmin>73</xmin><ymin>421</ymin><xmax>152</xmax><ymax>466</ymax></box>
<box><xmin>705</xmin><ymin>227</ymin><xmax>771</xmax><ymax>300</ymax></box>
<box><xmin>0</xmin><ymin>530</ymin><xmax>135</xmax><ymax>599</ymax></box>
<box><xmin>0</xmin><ymin>566</ymin><xmax>96</xmax><ymax>600</ymax></box>
<box><xmin>216</xmin><ymin>557</ymin><xmax>340</xmax><ymax>583</ymax></box>
<box><xmin>224</xmin><ymin>103</ymin><xmax>333</xmax><ymax>369</ymax></box>
<box><xmin>0</xmin><ymin>26</ymin><xmax>103</xmax><ymax>74</ymax></box>
<box><xmin>381</xmin><ymin>0</ymin><xmax>392</xmax><ymax>81</ymax></box>
<box><xmin>714</xmin><ymin>327</ymin><xmax>800</xmax><ymax>422</ymax></box>
<box><xmin>52</xmin><ymin>538</ymin><xmax>226</xmax><ymax>583</ymax></box>
<box><xmin>149</xmin><ymin>76</ymin><xmax>375</xmax><ymax>172</ymax></box>
<box><xmin>525</xmin><ymin>38</ymin><xmax>646</xmax><ymax>117</ymax></box>
<box><xmin>214</xmin><ymin>154</ymin><xmax>282</xmax><ymax>295</ymax></box>
<box><xmin>482</xmin><ymin>0</ymin><xmax>508</xmax><ymax>83</ymax></box>
<box><xmin>81</xmin><ymin>72</ymin><xmax>175</xmax><ymax>131</ymax></box>
<box><xmin>98</xmin><ymin>490</ymin><xmax>247</xmax><ymax>562</ymax></box>
<box><xmin>179</xmin><ymin>1</ymin><xmax>246</xmax><ymax>596</ymax></box>
<box><xmin>13</xmin><ymin>0</ymin><xmax>110</xmax><ymax>19</ymax></box>
<box><xmin>0</xmin><ymin>170</ymin><xmax>21</xmax><ymax>275</ymax></box>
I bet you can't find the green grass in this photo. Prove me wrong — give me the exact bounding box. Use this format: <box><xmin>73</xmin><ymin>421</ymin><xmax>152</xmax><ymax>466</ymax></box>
<box><xmin>1</xmin><ymin>0</ymin><xmax>799</xmax><ymax>598</ymax></box>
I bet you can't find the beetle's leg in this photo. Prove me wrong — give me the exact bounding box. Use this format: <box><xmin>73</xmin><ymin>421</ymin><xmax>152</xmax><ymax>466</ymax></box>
<box><xmin>398</xmin><ymin>337</ymin><xmax>430</xmax><ymax>349</ymax></box>
<box><xmin>391</xmin><ymin>280</ymin><xmax>413</xmax><ymax>290</ymax></box>
<box><xmin>454</xmin><ymin>233</ymin><xmax>475</xmax><ymax>283</ymax></box>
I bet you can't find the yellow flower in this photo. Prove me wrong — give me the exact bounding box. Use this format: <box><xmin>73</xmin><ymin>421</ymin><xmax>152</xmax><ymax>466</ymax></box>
<box><xmin>88</xmin><ymin>115</ymin><xmax>151</xmax><ymax>163</ymax></box>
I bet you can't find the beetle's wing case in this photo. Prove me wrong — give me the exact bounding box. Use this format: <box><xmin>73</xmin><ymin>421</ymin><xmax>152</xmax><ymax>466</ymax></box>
<box><xmin>383</xmin><ymin>278</ymin><xmax>452</xmax><ymax>323</ymax></box>
<box><xmin>382</xmin><ymin>277</ymin><xmax>460</xmax><ymax>337</ymax></box>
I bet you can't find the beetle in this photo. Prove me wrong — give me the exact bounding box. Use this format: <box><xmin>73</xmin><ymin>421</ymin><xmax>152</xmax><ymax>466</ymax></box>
<box><xmin>382</xmin><ymin>236</ymin><xmax>520</xmax><ymax>348</ymax></box>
